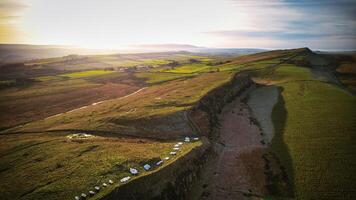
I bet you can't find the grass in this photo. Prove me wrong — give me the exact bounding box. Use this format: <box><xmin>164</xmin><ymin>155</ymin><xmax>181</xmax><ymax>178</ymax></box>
<box><xmin>0</xmin><ymin>80</ymin><xmax>17</xmax><ymax>88</ymax></box>
<box><xmin>16</xmin><ymin>71</ymin><xmax>234</xmax><ymax>138</ymax></box>
<box><xmin>60</xmin><ymin>70</ymin><xmax>115</xmax><ymax>78</ymax></box>
<box><xmin>34</xmin><ymin>76</ymin><xmax>64</xmax><ymax>82</ymax></box>
<box><xmin>105</xmin><ymin>60</ymin><xmax>166</xmax><ymax>67</ymax></box>
<box><xmin>0</xmin><ymin>131</ymin><xmax>202</xmax><ymax>200</ymax></box>
<box><xmin>0</xmin><ymin>73</ymin><xmax>139</xmax><ymax>129</ymax></box>
<box><xmin>1</xmin><ymin>50</ymin><xmax>234</xmax><ymax>200</ymax></box>
<box><xmin>25</xmin><ymin>57</ymin><xmax>69</xmax><ymax>66</ymax></box>
<box><xmin>252</xmin><ymin>64</ymin><xmax>329</xmax><ymax>86</ymax></box>
<box><xmin>335</xmin><ymin>56</ymin><xmax>356</xmax><ymax>92</ymax></box>
<box><xmin>0</xmin><ymin>78</ymin><xmax>99</xmax><ymax>129</ymax></box>
<box><xmin>158</xmin><ymin>63</ymin><xmax>215</xmax><ymax>74</ymax></box>
<box><xmin>26</xmin><ymin>52</ymin><xmax>212</xmax><ymax>71</ymax></box>
<box><xmin>4</xmin><ymin>48</ymin><xmax>352</xmax><ymax>200</ymax></box>
<box><xmin>336</xmin><ymin>62</ymin><xmax>356</xmax><ymax>74</ymax></box>
<box><xmin>0</xmin><ymin>52</ymin><xmax>226</xmax><ymax>200</ymax></box>
<box><xmin>0</xmin><ymin>79</ymin><xmax>100</xmax><ymax>99</ymax></box>
<box><xmin>267</xmin><ymin>64</ymin><xmax>356</xmax><ymax>199</ymax></box>
<box><xmin>216</xmin><ymin>58</ymin><xmax>282</xmax><ymax>72</ymax></box>
<box><xmin>134</xmin><ymin>72</ymin><xmax>197</xmax><ymax>84</ymax></box>
<box><xmin>141</xmin><ymin>59</ymin><xmax>171</xmax><ymax>65</ymax></box>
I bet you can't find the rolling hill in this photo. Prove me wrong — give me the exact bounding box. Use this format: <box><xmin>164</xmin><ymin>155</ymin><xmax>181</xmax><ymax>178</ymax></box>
<box><xmin>0</xmin><ymin>48</ymin><xmax>355</xmax><ymax>200</ymax></box>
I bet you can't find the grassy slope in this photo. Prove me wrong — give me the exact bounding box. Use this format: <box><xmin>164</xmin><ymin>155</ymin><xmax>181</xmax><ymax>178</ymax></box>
<box><xmin>60</xmin><ymin>70</ymin><xmax>115</xmax><ymax>78</ymax></box>
<box><xmin>1</xmin><ymin>79</ymin><xmax>99</xmax><ymax>99</ymax></box>
<box><xmin>4</xmin><ymin>48</ymin><xmax>346</xmax><ymax>200</ymax></box>
<box><xmin>216</xmin><ymin>48</ymin><xmax>302</xmax><ymax>69</ymax></box>
<box><xmin>0</xmin><ymin>71</ymin><xmax>143</xmax><ymax>130</ymax></box>
<box><xmin>274</xmin><ymin>81</ymin><xmax>356</xmax><ymax>199</ymax></box>
<box><xmin>0</xmin><ymin>131</ymin><xmax>201</xmax><ymax>200</ymax></box>
<box><xmin>26</xmin><ymin>52</ymin><xmax>212</xmax><ymax>71</ymax></box>
<box><xmin>1</xmin><ymin>51</ymin><xmax>238</xmax><ymax>200</ymax></box>
<box><xmin>158</xmin><ymin>63</ymin><xmax>214</xmax><ymax>74</ymax></box>
<box><xmin>335</xmin><ymin>54</ymin><xmax>356</xmax><ymax>92</ymax></box>
<box><xmin>1</xmin><ymin>56</ymin><xmax>232</xmax><ymax>200</ymax></box>
<box><xmin>134</xmin><ymin>72</ymin><xmax>196</xmax><ymax>84</ymax></box>
<box><xmin>259</xmin><ymin>63</ymin><xmax>356</xmax><ymax>199</ymax></box>
<box><xmin>16</xmin><ymin>71</ymin><xmax>234</xmax><ymax>139</ymax></box>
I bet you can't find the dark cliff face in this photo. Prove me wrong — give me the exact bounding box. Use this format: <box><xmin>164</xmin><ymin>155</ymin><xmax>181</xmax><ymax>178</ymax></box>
<box><xmin>190</xmin><ymin>74</ymin><xmax>253</xmax><ymax>139</ymax></box>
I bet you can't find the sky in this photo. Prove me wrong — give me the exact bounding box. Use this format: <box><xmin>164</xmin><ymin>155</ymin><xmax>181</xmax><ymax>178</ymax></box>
<box><xmin>0</xmin><ymin>0</ymin><xmax>355</xmax><ymax>50</ymax></box>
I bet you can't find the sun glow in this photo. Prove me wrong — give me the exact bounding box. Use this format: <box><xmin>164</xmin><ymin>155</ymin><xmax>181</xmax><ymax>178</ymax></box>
<box><xmin>1</xmin><ymin>0</ymin><xmax>355</xmax><ymax>50</ymax></box>
<box><xmin>12</xmin><ymin>0</ymin><xmax>247</xmax><ymax>49</ymax></box>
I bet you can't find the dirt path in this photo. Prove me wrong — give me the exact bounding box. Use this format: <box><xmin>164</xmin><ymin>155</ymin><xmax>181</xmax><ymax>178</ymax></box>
<box><xmin>198</xmin><ymin>87</ymin><xmax>268</xmax><ymax>200</ymax></box>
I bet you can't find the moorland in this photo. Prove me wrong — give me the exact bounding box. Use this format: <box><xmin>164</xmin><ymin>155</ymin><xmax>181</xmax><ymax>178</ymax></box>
<box><xmin>0</xmin><ymin>47</ymin><xmax>355</xmax><ymax>200</ymax></box>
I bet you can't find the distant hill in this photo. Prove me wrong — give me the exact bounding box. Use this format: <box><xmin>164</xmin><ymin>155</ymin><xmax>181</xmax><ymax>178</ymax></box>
<box><xmin>131</xmin><ymin>44</ymin><xmax>202</xmax><ymax>52</ymax></box>
<box><xmin>196</xmin><ymin>48</ymin><xmax>266</xmax><ymax>55</ymax></box>
<box><xmin>0</xmin><ymin>43</ymin><xmax>266</xmax><ymax>65</ymax></box>
<box><xmin>0</xmin><ymin>44</ymin><xmax>120</xmax><ymax>65</ymax></box>
<box><xmin>131</xmin><ymin>44</ymin><xmax>266</xmax><ymax>55</ymax></box>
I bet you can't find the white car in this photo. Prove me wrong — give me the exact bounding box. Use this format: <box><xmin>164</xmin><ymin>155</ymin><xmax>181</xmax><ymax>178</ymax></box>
<box><xmin>143</xmin><ymin>164</ymin><xmax>151</xmax><ymax>170</ymax></box>
<box><xmin>129</xmin><ymin>168</ymin><xmax>139</xmax><ymax>175</ymax></box>
<box><xmin>120</xmin><ymin>176</ymin><xmax>131</xmax><ymax>183</ymax></box>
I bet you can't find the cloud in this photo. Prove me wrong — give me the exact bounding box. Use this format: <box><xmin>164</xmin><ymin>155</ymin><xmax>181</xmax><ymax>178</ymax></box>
<box><xmin>209</xmin><ymin>30</ymin><xmax>325</xmax><ymax>40</ymax></box>
<box><xmin>0</xmin><ymin>0</ymin><xmax>27</xmax><ymax>43</ymax></box>
<box><xmin>207</xmin><ymin>0</ymin><xmax>356</xmax><ymax>50</ymax></box>
<box><xmin>208</xmin><ymin>30</ymin><xmax>356</xmax><ymax>41</ymax></box>
<box><xmin>1</xmin><ymin>0</ymin><xmax>355</xmax><ymax>50</ymax></box>
<box><xmin>0</xmin><ymin>0</ymin><xmax>27</xmax><ymax>14</ymax></box>
<box><xmin>0</xmin><ymin>0</ymin><xmax>27</xmax><ymax>22</ymax></box>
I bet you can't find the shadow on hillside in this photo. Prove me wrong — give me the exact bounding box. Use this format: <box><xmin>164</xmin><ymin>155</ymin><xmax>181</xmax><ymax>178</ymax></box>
<box><xmin>106</xmin><ymin>110</ymin><xmax>193</xmax><ymax>140</ymax></box>
<box><xmin>268</xmin><ymin>87</ymin><xmax>295</xmax><ymax>198</ymax></box>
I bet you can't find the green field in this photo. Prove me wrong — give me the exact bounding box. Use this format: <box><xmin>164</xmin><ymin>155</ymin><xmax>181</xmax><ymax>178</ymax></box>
<box><xmin>135</xmin><ymin>72</ymin><xmax>197</xmax><ymax>83</ymax></box>
<box><xmin>159</xmin><ymin>63</ymin><xmax>214</xmax><ymax>74</ymax></box>
<box><xmin>25</xmin><ymin>52</ymin><xmax>213</xmax><ymax>71</ymax></box>
<box><xmin>60</xmin><ymin>70</ymin><xmax>115</xmax><ymax>78</ymax></box>
<box><xmin>0</xmin><ymin>80</ymin><xmax>17</xmax><ymax>88</ymax></box>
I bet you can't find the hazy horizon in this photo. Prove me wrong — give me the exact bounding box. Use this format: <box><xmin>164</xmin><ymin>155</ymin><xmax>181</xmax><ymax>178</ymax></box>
<box><xmin>1</xmin><ymin>0</ymin><xmax>356</xmax><ymax>51</ymax></box>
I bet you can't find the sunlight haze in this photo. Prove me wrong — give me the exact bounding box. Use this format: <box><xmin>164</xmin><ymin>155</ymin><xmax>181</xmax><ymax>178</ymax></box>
<box><xmin>1</xmin><ymin>0</ymin><xmax>355</xmax><ymax>50</ymax></box>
